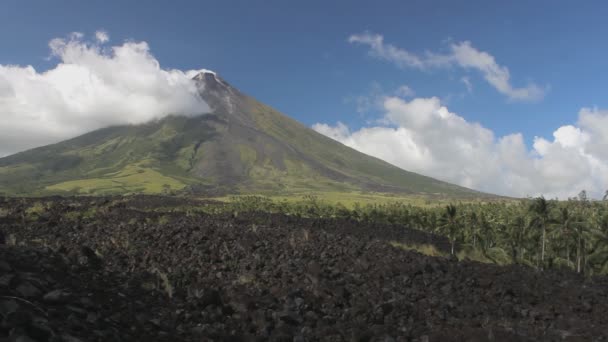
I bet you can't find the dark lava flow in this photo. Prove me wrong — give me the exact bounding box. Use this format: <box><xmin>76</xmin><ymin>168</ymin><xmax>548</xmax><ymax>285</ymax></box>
<box><xmin>1</xmin><ymin>196</ymin><xmax>607</xmax><ymax>341</ymax></box>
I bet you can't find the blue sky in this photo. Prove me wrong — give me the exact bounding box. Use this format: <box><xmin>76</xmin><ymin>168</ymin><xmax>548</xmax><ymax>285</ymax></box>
<box><xmin>3</xmin><ymin>0</ymin><xmax>607</xmax><ymax>140</ymax></box>
<box><xmin>2</xmin><ymin>0</ymin><xmax>608</xmax><ymax>197</ymax></box>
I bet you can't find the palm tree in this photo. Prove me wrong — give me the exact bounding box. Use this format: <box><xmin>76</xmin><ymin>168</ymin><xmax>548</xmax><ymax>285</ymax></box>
<box><xmin>530</xmin><ymin>196</ymin><xmax>551</xmax><ymax>266</ymax></box>
<box><xmin>479</xmin><ymin>211</ymin><xmax>496</xmax><ymax>254</ymax></box>
<box><xmin>465</xmin><ymin>210</ymin><xmax>480</xmax><ymax>249</ymax></box>
<box><xmin>548</xmin><ymin>206</ymin><xmax>584</xmax><ymax>271</ymax></box>
<box><xmin>439</xmin><ymin>204</ymin><xmax>459</xmax><ymax>255</ymax></box>
<box><xmin>586</xmin><ymin>209</ymin><xmax>608</xmax><ymax>274</ymax></box>
<box><xmin>501</xmin><ymin>210</ymin><xmax>533</xmax><ymax>264</ymax></box>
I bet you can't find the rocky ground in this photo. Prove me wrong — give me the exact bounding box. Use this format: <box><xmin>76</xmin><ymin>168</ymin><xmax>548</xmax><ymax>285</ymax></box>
<box><xmin>1</xmin><ymin>196</ymin><xmax>607</xmax><ymax>341</ymax></box>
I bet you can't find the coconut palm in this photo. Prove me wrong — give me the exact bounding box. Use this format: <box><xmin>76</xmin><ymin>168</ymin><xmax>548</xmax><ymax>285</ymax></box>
<box><xmin>439</xmin><ymin>204</ymin><xmax>460</xmax><ymax>255</ymax></box>
<box><xmin>530</xmin><ymin>196</ymin><xmax>551</xmax><ymax>266</ymax></box>
<box><xmin>586</xmin><ymin>210</ymin><xmax>608</xmax><ymax>274</ymax></box>
<box><xmin>501</xmin><ymin>211</ymin><xmax>534</xmax><ymax>264</ymax></box>
<box><xmin>465</xmin><ymin>210</ymin><xmax>480</xmax><ymax>249</ymax></box>
<box><xmin>572</xmin><ymin>208</ymin><xmax>592</xmax><ymax>273</ymax></box>
<box><xmin>478</xmin><ymin>211</ymin><xmax>496</xmax><ymax>253</ymax></box>
<box><xmin>548</xmin><ymin>206</ymin><xmax>582</xmax><ymax>270</ymax></box>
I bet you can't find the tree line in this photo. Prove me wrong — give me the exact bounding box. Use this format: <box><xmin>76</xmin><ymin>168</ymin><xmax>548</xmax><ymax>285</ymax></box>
<box><xmin>226</xmin><ymin>191</ymin><xmax>608</xmax><ymax>275</ymax></box>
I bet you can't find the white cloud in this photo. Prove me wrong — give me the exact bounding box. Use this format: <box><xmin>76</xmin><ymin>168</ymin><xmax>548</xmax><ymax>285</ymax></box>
<box><xmin>0</xmin><ymin>31</ymin><xmax>209</xmax><ymax>157</ymax></box>
<box><xmin>394</xmin><ymin>85</ymin><xmax>415</xmax><ymax>98</ymax></box>
<box><xmin>312</xmin><ymin>122</ymin><xmax>351</xmax><ymax>142</ymax></box>
<box><xmin>349</xmin><ymin>33</ymin><xmax>428</xmax><ymax>69</ymax></box>
<box><xmin>95</xmin><ymin>30</ymin><xmax>109</xmax><ymax>43</ymax></box>
<box><xmin>461</xmin><ymin>76</ymin><xmax>472</xmax><ymax>93</ymax></box>
<box><xmin>346</xmin><ymin>82</ymin><xmax>415</xmax><ymax>114</ymax></box>
<box><xmin>349</xmin><ymin>32</ymin><xmax>546</xmax><ymax>102</ymax></box>
<box><xmin>314</xmin><ymin>97</ymin><xmax>608</xmax><ymax>199</ymax></box>
<box><xmin>449</xmin><ymin>41</ymin><xmax>545</xmax><ymax>102</ymax></box>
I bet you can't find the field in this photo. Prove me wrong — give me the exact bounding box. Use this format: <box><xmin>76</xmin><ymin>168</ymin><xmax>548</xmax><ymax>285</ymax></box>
<box><xmin>213</xmin><ymin>191</ymin><xmax>478</xmax><ymax>208</ymax></box>
<box><xmin>45</xmin><ymin>162</ymin><xmax>189</xmax><ymax>194</ymax></box>
<box><xmin>1</xmin><ymin>195</ymin><xmax>607</xmax><ymax>341</ymax></box>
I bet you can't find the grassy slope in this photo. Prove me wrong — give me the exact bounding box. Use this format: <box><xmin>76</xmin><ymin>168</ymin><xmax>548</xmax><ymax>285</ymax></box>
<box><xmin>45</xmin><ymin>161</ymin><xmax>187</xmax><ymax>195</ymax></box>
<box><xmin>248</xmin><ymin>99</ymin><xmax>480</xmax><ymax>196</ymax></box>
<box><xmin>0</xmin><ymin>117</ymin><xmax>206</xmax><ymax>196</ymax></box>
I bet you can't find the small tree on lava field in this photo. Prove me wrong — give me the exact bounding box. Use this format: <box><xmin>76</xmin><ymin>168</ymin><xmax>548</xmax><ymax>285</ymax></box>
<box><xmin>439</xmin><ymin>204</ymin><xmax>460</xmax><ymax>255</ymax></box>
<box><xmin>530</xmin><ymin>196</ymin><xmax>551</xmax><ymax>267</ymax></box>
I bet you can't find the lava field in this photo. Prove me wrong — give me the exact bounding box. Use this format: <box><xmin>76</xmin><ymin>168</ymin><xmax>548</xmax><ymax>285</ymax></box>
<box><xmin>1</xmin><ymin>196</ymin><xmax>607</xmax><ymax>341</ymax></box>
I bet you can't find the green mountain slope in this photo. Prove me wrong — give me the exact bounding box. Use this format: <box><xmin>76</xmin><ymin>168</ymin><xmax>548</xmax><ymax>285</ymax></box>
<box><xmin>0</xmin><ymin>71</ymin><xmax>486</xmax><ymax>197</ymax></box>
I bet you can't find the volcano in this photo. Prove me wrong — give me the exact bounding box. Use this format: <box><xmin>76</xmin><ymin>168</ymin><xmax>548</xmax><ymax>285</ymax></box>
<box><xmin>0</xmin><ymin>71</ymin><xmax>484</xmax><ymax>197</ymax></box>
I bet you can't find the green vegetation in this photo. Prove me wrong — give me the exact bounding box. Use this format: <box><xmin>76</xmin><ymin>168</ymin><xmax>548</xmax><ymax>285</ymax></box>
<box><xmin>389</xmin><ymin>242</ymin><xmax>509</xmax><ymax>265</ymax></box>
<box><xmin>157</xmin><ymin>215</ymin><xmax>170</xmax><ymax>225</ymax></box>
<box><xmin>248</xmin><ymin>100</ymin><xmax>481</xmax><ymax>197</ymax></box>
<box><xmin>390</xmin><ymin>242</ymin><xmax>444</xmax><ymax>257</ymax></box>
<box><xmin>46</xmin><ymin>162</ymin><xmax>187</xmax><ymax>195</ymax></box>
<box><xmin>25</xmin><ymin>201</ymin><xmax>49</xmax><ymax>220</ymax></box>
<box><xmin>214</xmin><ymin>191</ymin><xmax>496</xmax><ymax>209</ymax></box>
<box><xmin>215</xmin><ymin>193</ymin><xmax>608</xmax><ymax>275</ymax></box>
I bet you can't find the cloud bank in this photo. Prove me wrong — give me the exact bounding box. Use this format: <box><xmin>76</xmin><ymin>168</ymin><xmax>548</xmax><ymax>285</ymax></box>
<box><xmin>314</xmin><ymin>97</ymin><xmax>608</xmax><ymax>199</ymax></box>
<box><xmin>349</xmin><ymin>32</ymin><xmax>546</xmax><ymax>102</ymax></box>
<box><xmin>0</xmin><ymin>31</ymin><xmax>209</xmax><ymax>157</ymax></box>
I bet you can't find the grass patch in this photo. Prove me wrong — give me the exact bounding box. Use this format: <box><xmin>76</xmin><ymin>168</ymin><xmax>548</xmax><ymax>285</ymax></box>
<box><xmin>0</xmin><ymin>164</ymin><xmax>35</xmax><ymax>175</ymax></box>
<box><xmin>212</xmin><ymin>191</ymin><xmax>434</xmax><ymax>209</ymax></box>
<box><xmin>45</xmin><ymin>162</ymin><xmax>187</xmax><ymax>195</ymax></box>
<box><xmin>25</xmin><ymin>201</ymin><xmax>48</xmax><ymax>220</ymax></box>
<box><xmin>212</xmin><ymin>191</ymin><xmax>491</xmax><ymax>209</ymax></box>
<box><xmin>237</xmin><ymin>274</ymin><xmax>256</xmax><ymax>285</ymax></box>
<box><xmin>457</xmin><ymin>247</ymin><xmax>512</xmax><ymax>265</ymax></box>
<box><xmin>390</xmin><ymin>241</ymin><xmax>511</xmax><ymax>266</ymax></box>
<box><xmin>149</xmin><ymin>267</ymin><xmax>174</xmax><ymax>298</ymax></box>
<box><xmin>237</xmin><ymin>144</ymin><xmax>257</xmax><ymax>165</ymax></box>
<box><xmin>457</xmin><ymin>248</ymin><xmax>494</xmax><ymax>264</ymax></box>
<box><xmin>26</xmin><ymin>202</ymin><xmax>46</xmax><ymax>215</ymax></box>
<box><xmin>63</xmin><ymin>211</ymin><xmax>81</xmax><ymax>221</ymax></box>
<box><xmin>62</xmin><ymin>207</ymin><xmax>98</xmax><ymax>221</ymax></box>
<box><xmin>82</xmin><ymin>207</ymin><xmax>98</xmax><ymax>220</ymax></box>
<box><xmin>157</xmin><ymin>215</ymin><xmax>170</xmax><ymax>225</ymax></box>
<box><xmin>390</xmin><ymin>241</ymin><xmax>445</xmax><ymax>257</ymax></box>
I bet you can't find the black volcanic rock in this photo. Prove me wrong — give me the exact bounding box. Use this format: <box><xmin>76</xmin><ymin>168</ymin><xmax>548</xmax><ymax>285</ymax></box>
<box><xmin>0</xmin><ymin>196</ymin><xmax>607</xmax><ymax>341</ymax></box>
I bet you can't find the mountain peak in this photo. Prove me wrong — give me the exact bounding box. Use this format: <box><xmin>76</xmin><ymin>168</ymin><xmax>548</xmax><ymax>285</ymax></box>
<box><xmin>192</xmin><ymin>69</ymin><xmax>217</xmax><ymax>81</ymax></box>
<box><xmin>192</xmin><ymin>69</ymin><xmax>242</xmax><ymax>117</ymax></box>
<box><xmin>192</xmin><ymin>69</ymin><xmax>229</xmax><ymax>90</ymax></box>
